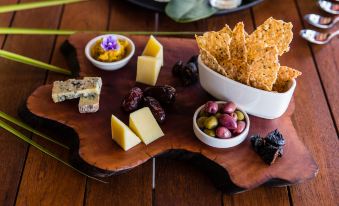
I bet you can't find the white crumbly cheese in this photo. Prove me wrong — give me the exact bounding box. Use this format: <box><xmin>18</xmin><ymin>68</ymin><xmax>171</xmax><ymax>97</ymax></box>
<box><xmin>52</xmin><ymin>77</ymin><xmax>102</xmax><ymax>103</ymax></box>
<box><xmin>78</xmin><ymin>77</ymin><xmax>102</xmax><ymax>113</ymax></box>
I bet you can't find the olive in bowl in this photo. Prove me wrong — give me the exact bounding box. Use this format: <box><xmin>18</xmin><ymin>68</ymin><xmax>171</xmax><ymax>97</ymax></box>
<box><xmin>193</xmin><ymin>101</ymin><xmax>250</xmax><ymax>148</ymax></box>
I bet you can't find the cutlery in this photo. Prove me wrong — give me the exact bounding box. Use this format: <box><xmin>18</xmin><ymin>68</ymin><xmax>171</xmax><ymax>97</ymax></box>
<box><xmin>300</xmin><ymin>29</ymin><xmax>339</xmax><ymax>44</ymax></box>
<box><xmin>318</xmin><ymin>0</ymin><xmax>339</xmax><ymax>14</ymax></box>
<box><xmin>304</xmin><ymin>14</ymin><xmax>339</xmax><ymax>29</ymax></box>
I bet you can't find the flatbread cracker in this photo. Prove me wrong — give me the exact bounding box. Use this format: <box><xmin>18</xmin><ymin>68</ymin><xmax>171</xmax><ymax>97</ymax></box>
<box><xmin>273</xmin><ymin>66</ymin><xmax>302</xmax><ymax>92</ymax></box>
<box><xmin>218</xmin><ymin>24</ymin><xmax>233</xmax><ymax>36</ymax></box>
<box><xmin>221</xmin><ymin>59</ymin><xmax>250</xmax><ymax>84</ymax></box>
<box><xmin>200</xmin><ymin>48</ymin><xmax>233</xmax><ymax>79</ymax></box>
<box><xmin>230</xmin><ymin>22</ymin><xmax>247</xmax><ymax>62</ymax></box>
<box><xmin>195</xmin><ymin>31</ymin><xmax>231</xmax><ymax>62</ymax></box>
<box><xmin>249</xmin><ymin>46</ymin><xmax>280</xmax><ymax>91</ymax></box>
<box><xmin>247</xmin><ymin>17</ymin><xmax>293</xmax><ymax>56</ymax></box>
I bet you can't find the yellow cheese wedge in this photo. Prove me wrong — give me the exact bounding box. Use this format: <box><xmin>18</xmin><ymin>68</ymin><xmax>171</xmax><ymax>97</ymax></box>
<box><xmin>129</xmin><ymin>107</ymin><xmax>164</xmax><ymax>145</ymax></box>
<box><xmin>111</xmin><ymin>115</ymin><xmax>141</xmax><ymax>151</ymax></box>
<box><xmin>142</xmin><ymin>35</ymin><xmax>163</xmax><ymax>66</ymax></box>
<box><xmin>136</xmin><ymin>56</ymin><xmax>162</xmax><ymax>86</ymax></box>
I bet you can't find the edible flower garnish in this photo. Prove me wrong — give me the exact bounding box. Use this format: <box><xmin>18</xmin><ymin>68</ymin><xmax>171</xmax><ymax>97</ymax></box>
<box><xmin>101</xmin><ymin>35</ymin><xmax>120</xmax><ymax>51</ymax></box>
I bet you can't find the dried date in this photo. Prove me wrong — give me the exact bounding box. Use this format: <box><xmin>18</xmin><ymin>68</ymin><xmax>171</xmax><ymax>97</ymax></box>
<box><xmin>143</xmin><ymin>96</ymin><xmax>166</xmax><ymax>123</ymax></box>
<box><xmin>143</xmin><ymin>85</ymin><xmax>176</xmax><ymax>107</ymax></box>
<box><xmin>121</xmin><ymin>87</ymin><xmax>143</xmax><ymax>112</ymax></box>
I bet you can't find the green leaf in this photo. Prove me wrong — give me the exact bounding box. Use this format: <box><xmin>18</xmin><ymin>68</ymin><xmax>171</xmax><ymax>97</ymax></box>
<box><xmin>0</xmin><ymin>119</ymin><xmax>107</xmax><ymax>184</ymax></box>
<box><xmin>0</xmin><ymin>49</ymin><xmax>72</xmax><ymax>76</ymax></box>
<box><xmin>165</xmin><ymin>0</ymin><xmax>217</xmax><ymax>23</ymax></box>
<box><xmin>0</xmin><ymin>111</ymin><xmax>69</xmax><ymax>150</ymax></box>
<box><xmin>0</xmin><ymin>0</ymin><xmax>87</xmax><ymax>14</ymax></box>
<box><xmin>0</xmin><ymin>27</ymin><xmax>203</xmax><ymax>36</ymax></box>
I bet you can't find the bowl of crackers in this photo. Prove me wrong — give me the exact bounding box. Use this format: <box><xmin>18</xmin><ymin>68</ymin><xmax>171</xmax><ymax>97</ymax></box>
<box><xmin>196</xmin><ymin>17</ymin><xmax>302</xmax><ymax>119</ymax></box>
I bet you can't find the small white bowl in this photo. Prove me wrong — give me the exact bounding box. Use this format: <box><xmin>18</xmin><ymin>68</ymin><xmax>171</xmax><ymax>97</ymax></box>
<box><xmin>198</xmin><ymin>56</ymin><xmax>296</xmax><ymax>119</ymax></box>
<box><xmin>193</xmin><ymin>101</ymin><xmax>250</xmax><ymax>148</ymax></box>
<box><xmin>85</xmin><ymin>34</ymin><xmax>135</xmax><ymax>71</ymax></box>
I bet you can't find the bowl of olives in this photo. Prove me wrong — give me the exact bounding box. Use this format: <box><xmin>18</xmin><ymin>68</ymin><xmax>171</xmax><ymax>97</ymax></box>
<box><xmin>193</xmin><ymin>101</ymin><xmax>250</xmax><ymax>148</ymax></box>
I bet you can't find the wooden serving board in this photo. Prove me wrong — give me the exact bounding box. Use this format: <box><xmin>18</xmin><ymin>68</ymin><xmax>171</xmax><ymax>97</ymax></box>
<box><xmin>24</xmin><ymin>33</ymin><xmax>318</xmax><ymax>194</ymax></box>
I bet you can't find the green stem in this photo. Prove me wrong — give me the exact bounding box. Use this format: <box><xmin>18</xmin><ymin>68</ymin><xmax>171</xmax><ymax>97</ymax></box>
<box><xmin>0</xmin><ymin>119</ymin><xmax>107</xmax><ymax>184</ymax></box>
<box><xmin>0</xmin><ymin>27</ymin><xmax>202</xmax><ymax>36</ymax></box>
<box><xmin>0</xmin><ymin>111</ymin><xmax>69</xmax><ymax>150</ymax></box>
<box><xmin>0</xmin><ymin>0</ymin><xmax>87</xmax><ymax>14</ymax></box>
<box><xmin>0</xmin><ymin>49</ymin><xmax>72</xmax><ymax>76</ymax></box>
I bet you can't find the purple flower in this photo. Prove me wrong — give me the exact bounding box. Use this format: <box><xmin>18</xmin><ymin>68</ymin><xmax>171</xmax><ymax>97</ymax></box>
<box><xmin>100</xmin><ymin>35</ymin><xmax>120</xmax><ymax>51</ymax></box>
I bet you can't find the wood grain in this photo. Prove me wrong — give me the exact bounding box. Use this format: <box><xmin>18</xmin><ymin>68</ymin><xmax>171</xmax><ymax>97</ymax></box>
<box><xmin>252</xmin><ymin>0</ymin><xmax>339</xmax><ymax>205</ymax></box>
<box><xmin>295</xmin><ymin>0</ymin><xmax>339</xmax><ymax>130</ymax></box>
<box><xmin>14</xmin><ymin>1</ymin><xmax>105</xmax><ymax>205</ymax></box>
<box><xmin>0</xmin><ymin>0</ymin><xmax>62</xmax><ymax>205</ymax></box>
<box><xmin>26</xmin><ymin>34</ymin><xmax>317</xmax><ymax>194</ymax></box>
<box><xmin>84</xmin><ymin>1</ymin><xmax>154</xmax><ymax>206</ymax></box>
<box><xmin>0</xmin><ymin>0</ymin><xmax>17</xmax><ymax>46</ymax></box>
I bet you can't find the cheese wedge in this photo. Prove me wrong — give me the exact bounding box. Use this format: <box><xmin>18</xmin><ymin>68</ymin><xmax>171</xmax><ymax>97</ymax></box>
<box><xmin>111</xmin><ymin>115</ymin><xmax>141</xmax><ymax>151</ymax></box>
<box><xmin>136</xmin><ymin>56</ymin><xmax>162</xmax><ymax>86</ymax></box>
<box><xmin>142</xmin><ymin>35</ymin><xmax>163</xmax><ymax>66</ymax></box>
<box><xmin>129</xmin><ymin>107</ymin><xmax>164</xmax><ymax>145</ymax></box>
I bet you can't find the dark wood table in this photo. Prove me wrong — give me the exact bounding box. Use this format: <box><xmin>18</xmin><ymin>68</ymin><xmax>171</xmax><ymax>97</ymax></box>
<box><xmin>0</xmin><ymin>0</ymin><xmax>338</xmax><ymax>205</ymax></box>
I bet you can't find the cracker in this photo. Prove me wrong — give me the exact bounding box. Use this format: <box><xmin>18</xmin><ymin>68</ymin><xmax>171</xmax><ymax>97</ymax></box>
<box><xmin>273</xmin><ymin>66</ymin><xmax>302</xmax><ymax>92</ymax></box>
<box><xmin>195</xmin><ymin>31</ymin><xmax>231</xmax><ymax>62</ymax></box>
<box><xmin>200</xmin><ymin>48</ymin><xmax>233</xmax><ymax>79</ymax></box>
<box><xmin>221</xmin><ymin>59</ymin><xmax>250</xmax><ymax>84</ymax></box>
<box><xmin>249</xmin><ymin>46</ymin><xmax>280</xmax><ymax>91</ymax></box>
<box><xmin>230</xmin><ymin>22</ymin><xmax>247</xmax><ymax>62</ymax></box>
<box><xmin>247</xmin><ymin>17</ymin><xmax>293</xmax><ymax>56</ymax></box>
<box><xmin>218</xmin><ymin>24</ymin><xmax>233</xmax><ymax>36</ymax></box>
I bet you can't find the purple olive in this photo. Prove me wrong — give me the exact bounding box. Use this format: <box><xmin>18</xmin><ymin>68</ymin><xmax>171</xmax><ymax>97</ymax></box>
<box><xmin>220</xmin><ymin>102</ymin><xmax>236</xmax><ymax>114</ymax></box>
<box><xmin>233</xmin><ymin>121</ymin><xmax>246</xmax><ymax>134</ymax></box>
<box><xmin>204</xmin><ymin>101</ymin><xmax>218</xmax><ymax>114</ymax></box>
<box><xmin>216</xmin><ymin>126</ymin><xmax>232</xmax><ymax>139</ymax></box>
<box><xmin>218</xmin><ymin>114</ymin><xmax>237</xmax><ymax>130</ymax></box>
<box><xmin>230</xmin><ymin>112</ymin><xmax>238</xmax><ymax>121</ymax></box>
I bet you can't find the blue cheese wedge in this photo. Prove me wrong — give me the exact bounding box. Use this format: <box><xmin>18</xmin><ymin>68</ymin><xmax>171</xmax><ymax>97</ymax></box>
<box><xmin>52</xmin><ymin>77</ymin><xmax>101</xmax><ymax>103</ymax></box>
<box><xmin>78</xmin><ymin>77</ymin><xmax>102</xmax><ymax>113</ymax></box>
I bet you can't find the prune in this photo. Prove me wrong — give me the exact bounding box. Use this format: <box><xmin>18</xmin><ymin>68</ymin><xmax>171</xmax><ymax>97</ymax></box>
<box><xmin>187</xmin><ymin>55</ymin><xmax>198</xmax><ymax>68</ymax></box>
<box><xmin>180</xmin><ymin>62</ymin><xmax>199</xmax><ymax>86</ymax></box>
<box><xmin>250</xmin><ymin>129</ymin><xmax>285</xmax><ymax>165</ymax></box>
<box><xmin>250</xmin><ymin>135</ymin><xmax>265</xmax><ymax>152</ymax></box>
<box><xmin>266</xmin><ymin>129</ymin><xmax>285</xmax><ymax>147</ymax></box>
<box><xmin>258</xmin><ymin>144</ymin><xmax>280</xmax><ymax>165</ymax></box>
<box><xmin>143</xmin><ymin>96</ymin><xmax>166</xmax><ymax>123</ymax></box>
<box><xmin>218</xmin><ymin>114</ymin><xmax>237</xmax><ymax>130</ymax></box>
<box><xmin>172</xmin><ymin>60</ymin><xmax>184</xmax><ymax>77</ymax></box>
<box><xmin>143</xmin><ymin>85</ymin><xmax>176</xmax><ymax>107</ymax></box>
<box><xmin>121</xmin><ymin>87</ymin><xmax>143</xmax><ymax>112</ymax></box>
<box><xmin>204</xmin><ymin>101</ymin><xmax>218</xmax><ymax>114</ymax></box>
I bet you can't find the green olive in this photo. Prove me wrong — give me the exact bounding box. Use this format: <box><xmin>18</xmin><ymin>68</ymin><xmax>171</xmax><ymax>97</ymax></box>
<box><xmin>215</xmin><ymin>112</ymin><xmax>222</xmax><ymax>118</ymax></box>
<box><xmin>199</xmin><ymin>109</ymin><xmax>209</xmax><ymax>117</ymax></box>
<box><xmin>197</xmin><ymin>117</ymin><xmax>208</xmax><ymax>129</ymax></box>
<box><xmin>235</xmin><ymin>110</ymin><xmax>245</xmax><ymax>121</ymax></box>
<box><xmin>204</xmin><ymin>116</ymin><xmax>218</xmax><ymax>129</ymax></box>
<box><xmin>204</xmin><ymin>129</ymin><xmax>216</xmax><ymax>137</ymax></box>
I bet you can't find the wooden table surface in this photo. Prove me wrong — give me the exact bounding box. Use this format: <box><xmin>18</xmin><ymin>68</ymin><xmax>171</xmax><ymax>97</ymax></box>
<box><xmin>0</xmin><ymin>0</ymin><xmax>338</xmax><ymax>205</ymax></box>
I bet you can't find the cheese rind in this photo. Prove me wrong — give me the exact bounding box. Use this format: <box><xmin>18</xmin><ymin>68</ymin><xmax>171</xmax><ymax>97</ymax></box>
<box><xmin>52</xmin><ymin>77</ymin><xmax>101</xmax><ymax>103</ymax></box>
<box><xmin>136</xmin><ymin>56</ymin><xmax>161</xmax><ymax>86</ymax></box>
<box><xmin>78</xmin><ymin>77</ymin><xmax>102</xmax><ymax>113</ymax></box>
<box><xmin>142</xmin><ymin>35</ymin><xmax>163</xmax><ymax>65</ymax></box>
<box><xmin>129</xmin><ymin>107</ymin><xmax>164</xmax><ymax>145</ymax></box>
<box><xmin>111</xmin><ymin>115</ymin><xmax>141</xmax><ymax>151</ymax></box>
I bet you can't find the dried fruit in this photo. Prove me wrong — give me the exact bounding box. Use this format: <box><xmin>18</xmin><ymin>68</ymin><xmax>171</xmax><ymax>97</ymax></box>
<box><xmin>144</xmin><ymin>85</ymin><xmax>176</xmax><ymax>107</ymax></box>
<box><xmin>187</xmin><ymin>55</ymin><xmax>198</xmax><ymax>68</ymax></box>
<box><xmin>172</xmin><ymin>60</ymin><xmax>184</xmax><ymax>77</ymax></box>
<box><xmin>250</xmin><ymin>129</ymin><xmax>285</xmax><ymax>165</ymax></box>
<box><xmin>121</xmin><ymin>87</ymin><xmax>143</xmax><ymax>112</ymax></box>
<box><xmin>143</xmin><ymin>96</ymin><xmax>166</xmax><ymax>123</ymax></box>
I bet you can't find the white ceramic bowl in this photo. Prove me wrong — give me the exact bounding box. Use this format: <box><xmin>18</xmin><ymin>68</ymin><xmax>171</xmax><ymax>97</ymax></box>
<box><xmin>198</xmin><ymin>56</ymin><xmax>296</xmax><ymax>119</ymax></box>
<box><xmin>193</xmin><ymin>101</ymin><xmax>250</xmax><ymax>148</ymax></box>
<box><xmin>85</xmin><ymin>34</ymin><xmax>135</xmax><ymax>71</ymax></box>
